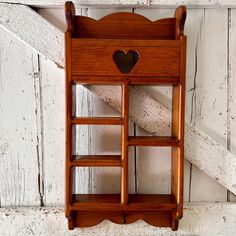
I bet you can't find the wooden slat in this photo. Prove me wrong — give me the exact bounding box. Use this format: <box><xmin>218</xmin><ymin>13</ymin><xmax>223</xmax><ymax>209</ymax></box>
<box><xmin>65</xmin><ymin>10</ymin><xmax>73</xmax><ymax>220</ymax></box>
<box><xmin>71</xmin><ymin>117</ymin><xmax>122</xmax><ymax>125</ymax></box>
<box><xmin>128</xmin><ymin>136</ymin><xmax>180</xmax><ymax>147</ymax></box>
<box><xmin>0</xmin><ymin>27</ymin><xmax>41</xmax><ymax>207</ymax></box>
<box><xmin>71</xmin><ymin>155</ymin><xmax>121</xmax><ymax>167</ymax></box>
<box><xmin>121</xmin><ymin>83</ymin><xmax>129</xmax><ymax>205</ymax></box>
<box><xmin>71</xmin><ymin>194</ymin><xmax>121</xmax><ymax>211</ymax></box>
<box><xmin>128</xmin><ymin>194</ymin><xmax>176</xmax><ymax>210</ymax></box>
<box><xmin>72</xmin><ymin>39</ymin><xmax>180</xmax><ymax>47</ymax></box>
<box><xmin>71</xmin><ymin>194</ymin><xmax>176</xmax><ymax>211</ymax></box>
<box><xmin>72</xmin><ymin>76</ymin><xmax>179</xmax><ymax>85</ymax></box>
<box><xmin>71</xmin><ymin>39</ymin><xmax>180</xmax><ymax>77</ymax></box>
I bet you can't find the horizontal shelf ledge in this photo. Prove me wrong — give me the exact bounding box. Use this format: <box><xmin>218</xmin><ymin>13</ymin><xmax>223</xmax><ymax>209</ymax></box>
<box><xmin>70</xmin><ymin>194</ymin><xmax>176</xmax><ymax>211</ymax></box>
<box><xmin>72</xmin><ymin>76</ymin><xmax>179</xmax><ymax>85</ymax></box>
<box><xmin>71</xmin><ymin>155</ymin><xmax>121</xmax><ymax>167</ymax></box>
<box><xmin>71</xmin><ymin>117</ymin><xmax>123</xmax><ymax>125</ymax></box>
<box><xmin>128</xmin><ymin>194</ymin><xmax>176</xmax><ymax>210</ymax></box>
<box><xmin>72</xmin><ymin>39</ymin><xmax>180</xmax><ymax>47</ymax></box>
<box><xmin>128</xmin><ymin>136</ymin><xmax>180</xmax><ymax>147</ymax></box>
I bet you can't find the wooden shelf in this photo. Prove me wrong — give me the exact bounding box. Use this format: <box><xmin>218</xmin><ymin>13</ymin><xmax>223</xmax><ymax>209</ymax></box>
<box><xmin>71</xmin><ymin>194</ymin><xmax>176</xmax><ymax>211</ymax></box>
<box><xmin>71</xmin><ymin>117</ymin><xmax>122</xmax><ymax>125</ymax></box>
<box><xmin>72</xmin><ymin>75</ymin><xmax>179</xmax><ymax>85</ymax></box>
<box><xmin>128</xmin><ymin>136</ymin><xmax>180</xmax><ymax>147</ymax></box>
<box><xmin>71</xmin><ymin>194</ymin><xmax>121</xmax><ymax>211</ymax></box>
<box><xmin>65</xmin><ymin>1</ymin><xmax>186</xmax><ymax>230</ymax></box>
<box><xmin>71</xmin><ymin>155</ymin><xmax>121</xmax><ymax>167</ymax></box>
<box><xmin>128</xmin><ymin>194</ymin><xmax>176</xmax><ymax>210</ymax></box>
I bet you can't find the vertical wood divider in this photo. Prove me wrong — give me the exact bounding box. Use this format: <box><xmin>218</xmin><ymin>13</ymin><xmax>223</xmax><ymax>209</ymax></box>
<box><xmin>171</xmin><ymin>7</ymin><xmax>186</xmax><ymax>230</ymax></box>
<box><xmin>65</xmin><ymin>2</ymin><xmax>75</xmax><ymax>228</ymax></box>
<box><xmin>65</xmin><ymin>31</ymin><xmax>73</xmax><ymax>220</ymax></box>
<box><xmin>171</xmin><ymin>34</ymin><xmax>186</xmax><ymax>229</ymax></box>
<box><xmin>121</xmin><ymin>83</ymin><xmax>129</xmax><ymax>205</ymax></box>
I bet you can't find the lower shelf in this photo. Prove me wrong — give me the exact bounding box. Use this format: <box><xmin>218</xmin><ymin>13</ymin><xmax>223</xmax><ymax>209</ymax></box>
<box><xmin>71</xmin><ymin>194</ymin><xmax>176</xmax><ymax>211</ymax></box>
<box><xmin>67</xmin><ymin>194</ymin><xmax>179</xmax><ymax>230</ymax></box>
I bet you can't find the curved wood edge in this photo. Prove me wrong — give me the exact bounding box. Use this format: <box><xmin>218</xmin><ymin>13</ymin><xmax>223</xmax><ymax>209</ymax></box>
<box><xmin>70</xmin><ymin>211</ymin><xmax>176</xmax><ymax>229</ymax></box>
<box><xmin>75</xmin><ymin>11</ymin><xmax>175</xmax><ymax>24</ymax></box>
<box><xmin>65</xmin><ymin>1</ymin><xmax>75</xmax><ymax>34</ymax></box>
<box><xmin>175</xmin><ymin>6</ymin><xmax>187</xmax><ymax>38</ymax></box>
<box><xmin>72</xmin><ymin>211</ymin><xmax>124</xmax><ymax>227</ymax></box>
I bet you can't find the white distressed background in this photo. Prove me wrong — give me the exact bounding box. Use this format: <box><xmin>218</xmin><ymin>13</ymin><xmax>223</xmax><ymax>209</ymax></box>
<box><xmin>0</xmin><ymin>1</ymin><xmax>236</xmax><ymax>235</ymax></box>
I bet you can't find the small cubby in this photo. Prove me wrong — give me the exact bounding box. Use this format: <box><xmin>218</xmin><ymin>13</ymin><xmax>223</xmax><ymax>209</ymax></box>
<box><xmin>73</xmin><ymin>84</ymin><xmax>122</xmax><ymax>118</ymax></box>
<box><xmin>65</xmin><ymin>1</ymin><xmax>186</xmax><ymax>231</ymax></box>
<box><xmin>71</xmin><ymin>166</ymin><xmax>121</xmax><ymax>195</ymax></box>
<box><xmin>131</xmin><ymin>147</ymin><xmax>172</xmax><ymax>194</ymax></box>
<box><xmin>72</xmin><ymin>124</ymin><xmax>121</xmax><ymax>156</ymax></box>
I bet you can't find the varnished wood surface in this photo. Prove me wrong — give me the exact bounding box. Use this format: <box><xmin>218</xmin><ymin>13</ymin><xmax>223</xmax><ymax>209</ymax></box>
<box><xmin>71</xmin><ymin>155</ymin><xmax>121</xmax><ymax>167</ymax></box>
<box><xmin>71</xmin><ymin>117</ymin><xmax>122</xmax><ymax>125</ymax></box>
<box><xmin>65</xmin><ymin>1</ymin><xmax>75</xmax><ymax>220</ymax></box>
<box><xmin>65</xmin><ymin>1</ymin><xmax>186</xmax><ymax>231</ymax></box>
<box><xmin>72</xmin><ymin>38</ymin><xmax>180</xmax><ymax>47</ymax></box>
<box><xmin>74</xmin><ymin>14</ymin><xmax>176</xmax><ymax>39</ymax></box>
<box><xmin>71</xmin><ymin>194</ymin><xmax>176</xmax><ymax>211</ymax></box>
<box><xmin>128</xmin><ymin>136</ymin><xmax>180</xmax><ymax>147</ymax></box>
<box><xmin>121</xmin><ymin>83</ymin><xmax>129</xmax><ymax>205</ymax></box>
<box><xmin>72</xmin><ymin>75</ymin><xmax>179</xmax><ymax>85</ymax></box>
<box><xmin>72</xmin><ymin>210</ymin><xmax>173</xmax><ymax>228</ymax></box>
<box><xmin>71</xmin><ymin>40</ymin><xmax>180</xmax><ymax>77</ymax></box>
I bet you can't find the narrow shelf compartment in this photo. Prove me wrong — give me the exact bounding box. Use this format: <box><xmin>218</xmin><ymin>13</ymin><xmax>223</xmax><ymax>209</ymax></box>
<box><xmin>72</xmin><ymin>76</ymin><xmax>179</xmax><ymax>85</ymax></box>
<box><xmin>72</xmin><ymin>76</ymin><xmax>123</xmax><ymax>85</ymax></box>
<box><xmin>71</xmin><ymin>155</ymin><xmax>121</xmax><ymax>167</ymax></box>
<box><xmin>70</xmin><ymin>194</ymin><xmax>176</xmax><ymax>211</ymax></box>
<box><xmin>71</xmin><ymin>194</ymin><xmax>121</xmax><ymax>211</ymax></box>
<box><xmin>128</xmin><ymin>136</ymin><xmax>179</xmax><ymax>147</ymax></box>
<box><xmin>128</xmin><ymin>194</ymin><xmax>176</xmax><ymax>211</ymax></box>
<box><xmin>72</xmin><ymin>117</ymin><xmax>122</xmax><ymax>125</ymax></box>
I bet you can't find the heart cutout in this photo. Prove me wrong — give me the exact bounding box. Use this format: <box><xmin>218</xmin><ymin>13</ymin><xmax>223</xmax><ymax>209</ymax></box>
<box><xmin>113</xmin><ymin>50</ymin><xmax>139</xmax><ymax>74</ymax></box>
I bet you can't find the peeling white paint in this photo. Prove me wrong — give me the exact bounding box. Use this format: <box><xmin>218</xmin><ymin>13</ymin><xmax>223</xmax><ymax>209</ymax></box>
<box><xmin>0</xmin><ymin>204</ymin><xmax>236</xmax><ymax>236</ymax></box>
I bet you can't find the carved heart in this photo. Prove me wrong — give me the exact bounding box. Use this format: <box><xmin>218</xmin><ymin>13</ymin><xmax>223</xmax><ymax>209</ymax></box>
<box><xmin>113</xmin><ymin>50</ymin><xmax>139</xmax><ymax>74</ymax></box>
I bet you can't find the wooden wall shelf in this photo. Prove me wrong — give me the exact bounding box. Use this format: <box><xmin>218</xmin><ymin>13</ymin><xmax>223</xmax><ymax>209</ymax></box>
<box><xmin>65</xmin><ymin>1</ymin><xmax>186</xmax><ymax>231</ymax></box>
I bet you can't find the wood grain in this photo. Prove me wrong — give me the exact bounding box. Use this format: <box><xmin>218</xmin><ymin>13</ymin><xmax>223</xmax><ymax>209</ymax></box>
<box><xmin>71</xmin><ymin>39</ymin><xmax>180</xmax><ymax>77</ymax></box>
<box><xmin>188</xmin><ymin>9</ymin><xmax>228</xmax><ymax>202</ymax></box>
<box><xmin>73</xmin><ymin>13</ymin><xmax>176</xmax><ymax>39</ymax></box>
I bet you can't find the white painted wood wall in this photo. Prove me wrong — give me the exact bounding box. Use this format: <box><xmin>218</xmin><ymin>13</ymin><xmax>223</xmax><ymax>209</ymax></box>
<box><xmin>1</xmin><ymin>1</ymin><xmax>236</xmax><ymax>235</ymax></box>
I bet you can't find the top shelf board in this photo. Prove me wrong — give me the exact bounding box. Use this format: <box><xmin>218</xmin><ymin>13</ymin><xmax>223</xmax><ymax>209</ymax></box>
<box><xmin>65</xmin><ymin>4</ymin><xmax>187</xmax><ymax>40</ymax></box>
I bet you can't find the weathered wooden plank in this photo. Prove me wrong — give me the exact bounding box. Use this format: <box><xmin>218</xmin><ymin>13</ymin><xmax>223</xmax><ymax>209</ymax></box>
<box><xmin>188</xmin><ymin>9</ymin><xmax>228</xmax><ymax>202</ymax></box>
<box><xmin>228</xmin><ymin>9</ymin><xmax>236</xmax><ymax>202</ymax></box>
<box><xmin>0</xmin><ymin>3</ymin><xmax>64</xmax><ymax>68</ymax></box>
<box><xmin>1</xmin><ymin>3</ymin><xmax>236</xmax><ymax>194</ymax></box>
<box><xmin>0</xmin><ymin>27</ymin><xmax>40</xmax><ymax>206</ymax></box>
<box><xmin>183</xmin><ymin>8</ymin><xmax>203</xmax><ymax>203</ymax></box>
<box><xmin>2</xmin><ymin>0</ymin><xmax>236</xmax><ymax>8</ymax></box>
<box><xmin>38</xmin><ymin>58</ymin><xmax>66</xmax><ymax>205</ymax></box>
<box><xmin>0</xmin><ymin>204</ymin><xmax>236</xmax><ymax>235</ymax></box>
